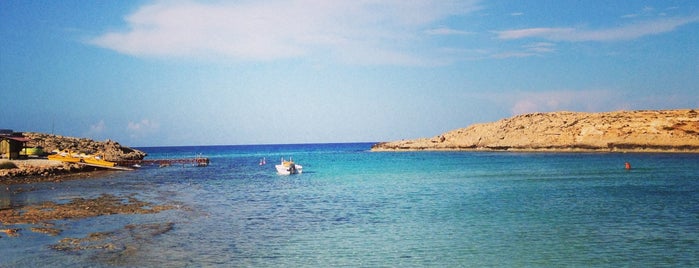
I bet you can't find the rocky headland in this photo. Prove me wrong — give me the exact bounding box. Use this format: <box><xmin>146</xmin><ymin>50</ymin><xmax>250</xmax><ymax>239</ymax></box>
<box><xmin>22</xmin><ymin>132</ymin><xmax>146</xmax><ymax>161</ymax></box>
<box><xmin>1</xmin><ymin>133</ymin><xmax>146</xmax><ymax>182</ymax></box>
<box><xmin>1</xmin><ymin>136</ymin><xmax>179</xmax><ymax>252</ymax></box>
<box><xmin>372</xmin><ymin>109</ymin><xmax>699</xmax><ymax>153</ymax></box>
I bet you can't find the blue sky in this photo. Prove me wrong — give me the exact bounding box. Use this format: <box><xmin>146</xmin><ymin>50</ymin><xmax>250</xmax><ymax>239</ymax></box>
<box><xmin>2</xmin><ymin>0</ymin><xmax>698</xmax><ymax>146</ymax></box>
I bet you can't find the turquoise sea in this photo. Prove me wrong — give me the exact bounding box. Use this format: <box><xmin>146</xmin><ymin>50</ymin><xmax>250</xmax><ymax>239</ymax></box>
<box><xmin>2</xmin><ymin>143</ymin><xmax>698</xmax><ymax>267</ymax></box>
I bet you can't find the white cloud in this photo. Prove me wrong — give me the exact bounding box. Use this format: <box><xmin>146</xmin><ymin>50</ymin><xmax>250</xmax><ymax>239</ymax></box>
<box><xmin>496</xmin><ymin>15</ymin><xmax>699</xmax><ymax>42</ymax></box>
<box><xmin>496</xmin><ymin>27</ymin><xmax>574</xmax><ymax>40</ymax></box>
<box><xmin>425</xmin><ymin>27</ymin><xmax>473</xmax><ymax>36</ymax></box>
<box><xmin>491</xmin><ymin>42</ymin><xmax>556</xmax><ymax>59</ymax></box>
<box><xmin>507</xmin><ymin>90</ymin><xmax>627</xmax><ymax>115</ymax></box>
<box><xmin>90</xmin><ymin>0</ymin><xmax>481</xmax><ymax>65</ymax></box>
<box><xmin>127</xmin><ymin>119</ymin><xmax>159</xmax><ymax>139</ymax></box>
<box><xmin>623</xmin><ymin>6</ymin><xmax>681</xmax><ymax>19</ymax></box>
<box><xmin>523</xmin><ymin>42</ymin><xmax>555</xmax><ymax>53</ymax></box>
<box><xmin>491</xmin><ymin>51</ymin><xmax>536</xmax><ymax>59</ymax></box>
<box><xmin>88</xmin><ymin>120</ymin><xmax>107</xmax><ymax>136</ymax></box>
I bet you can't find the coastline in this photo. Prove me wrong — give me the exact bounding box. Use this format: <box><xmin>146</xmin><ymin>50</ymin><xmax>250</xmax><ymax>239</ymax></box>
<box><xmin>1</xmin><ymin>132</ymin><xmax>147</xmax><ymax>185</ymax></box>
<box><xmin>370</xmin><ymin>144</ymin><xmax>699</xmax><ymax>153</ymax></box>
<box><xmin>1</xmin><ymin>159</ymin><xmax>177</xmax><ymax>244</ymax></box>
<box><xmin>0</xmin><ymin>159</ymin><xmax>117</xmax><ymax>185</ymax></box>
<box><xmin>372</xmin><ymin>109</ymin><xmax>699</xmax><ymax>153</ymax></box>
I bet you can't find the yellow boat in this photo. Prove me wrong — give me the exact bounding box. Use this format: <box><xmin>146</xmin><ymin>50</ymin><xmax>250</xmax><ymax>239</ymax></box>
<box><xmin>82</xmin><ymin>154</ymin><xmax>116</xmax><ymax>167</ymax></box>
<box><xmin>47</xmin><ymin>150</ymin><xmax>82</xmax><ymax>163</ymax></box>
<box><xmin>47</xmin><ymin>150</ymin><xmax>116</xmax><ymax>167</ymax></box>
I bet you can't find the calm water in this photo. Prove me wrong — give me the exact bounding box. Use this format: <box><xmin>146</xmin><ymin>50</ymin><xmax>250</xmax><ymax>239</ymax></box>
<box><xmin>2</xmin><ymin>143</ymin><xmax>698</xmax><ymax>267</ymax></box>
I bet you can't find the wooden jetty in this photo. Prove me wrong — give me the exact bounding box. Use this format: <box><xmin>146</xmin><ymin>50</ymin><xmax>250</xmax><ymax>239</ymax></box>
<box><xmin>80</xmin><ymin>162</ymin><xmax>135</xmax><ymax>171</ymax></box>
<box><xmin>115</xmin><ymin>157</ymin><xmax>210</xmax><ymax>168</ymax></box>
<box><xmin>47</xmin><ymin>154</ymin><xmax>210</xmax><ymax>170</ymax></box>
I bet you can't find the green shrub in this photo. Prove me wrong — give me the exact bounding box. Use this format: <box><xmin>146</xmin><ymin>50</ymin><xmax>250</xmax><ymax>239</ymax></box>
<box><xmin>0</xmin><ymin>161</ymin><xmax>18</xmax><ymax>169</ymax></box>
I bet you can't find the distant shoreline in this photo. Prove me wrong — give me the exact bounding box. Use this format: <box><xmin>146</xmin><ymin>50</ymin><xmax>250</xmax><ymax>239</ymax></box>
<box><xmin>371</xmin><ymin>110</ymin><xmax>699</xmax><ymax>153</ymax></box>
<box><xmin>370</xmin><ymin>145</ymin><xmax>699</xmax><ymax>154</ymax></box>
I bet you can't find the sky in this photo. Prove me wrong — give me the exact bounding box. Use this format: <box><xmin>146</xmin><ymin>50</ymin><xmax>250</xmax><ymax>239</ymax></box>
<box><xmin>1</xmin><ymin>0</ymin><xmax>698</xmax><ymax>146</ymax></box>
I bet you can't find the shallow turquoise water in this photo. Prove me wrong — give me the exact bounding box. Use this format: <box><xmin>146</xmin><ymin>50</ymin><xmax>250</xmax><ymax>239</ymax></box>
<box><xmin>2</xmin><ymin>143</ymin><xmax>698</xmax><ymax>266</ymax></box>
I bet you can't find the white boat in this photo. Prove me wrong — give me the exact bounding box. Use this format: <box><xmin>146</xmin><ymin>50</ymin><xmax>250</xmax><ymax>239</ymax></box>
<box><xmin>275</xmin><ymin>157</ymin><xmax>302</xmax><ymax>175</ymax></box>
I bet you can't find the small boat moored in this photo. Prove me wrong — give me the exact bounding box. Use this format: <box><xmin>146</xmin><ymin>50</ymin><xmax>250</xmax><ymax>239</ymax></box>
<box><xmin>275</xmin><ymin>157</ymin><xmax>302</xmax><ymax>175</ymax></box>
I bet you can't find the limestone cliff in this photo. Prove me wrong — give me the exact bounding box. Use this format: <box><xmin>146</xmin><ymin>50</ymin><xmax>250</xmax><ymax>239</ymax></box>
<box><xmin>22</xmin><ymin>132</ymin><xmax>147</xmax><ymax>160</ymax></box>
<box><xmin>372</xmin><ymin>109</ymin><xmax>699</xmax><ymax>152</ymax></box>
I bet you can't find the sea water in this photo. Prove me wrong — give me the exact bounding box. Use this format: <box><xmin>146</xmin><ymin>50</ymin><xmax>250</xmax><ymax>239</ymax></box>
<box><xmin>2</xmin><ymin>143</ymin><xmax>698</xmax><ymax>267</ymax></box>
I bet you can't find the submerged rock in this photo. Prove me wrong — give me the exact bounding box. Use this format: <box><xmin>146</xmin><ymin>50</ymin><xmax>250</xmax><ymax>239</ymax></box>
<box><xmin>30</xmin><ymin>227</ymin><xmax>62</xmax><ymax>236</ymax></box>
<box><xmin>50</xmin><ymin>222</ymin><xmax>176</xmax><ymax>263</ymax></box>
<box><xmin>0</xmin><ymin>194</ymin><xmax>175</xmax><ymax>226</ymax></box>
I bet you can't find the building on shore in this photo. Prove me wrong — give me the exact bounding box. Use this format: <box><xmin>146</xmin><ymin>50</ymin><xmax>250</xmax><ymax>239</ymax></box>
<box><xmin>0</xmin><ymin>129</ymin><xmax>31</xmax><ymax>160</ymax></box>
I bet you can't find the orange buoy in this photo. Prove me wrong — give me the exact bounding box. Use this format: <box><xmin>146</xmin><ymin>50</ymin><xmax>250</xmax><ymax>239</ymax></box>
<box><xmin>624</xmin><ymin>162</ymin><xmax>631</xmax><ymax>170</ymax></box>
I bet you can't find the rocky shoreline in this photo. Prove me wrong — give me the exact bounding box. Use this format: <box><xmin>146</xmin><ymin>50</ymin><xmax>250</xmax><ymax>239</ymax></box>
<box><xmin>22</xmin><ymin>132</ymin><xmax>147</xmax><ymax>161</ymax></box>
<box><xmin>372</xmin><ymin>109</ymin><xmax>699</xmax><ymax>153</ymax></box>
<box><xmin>0</xmin><ymin>134</ymin><xmax>181</xmax><ymax>260</ymax></box>
<box><xmin>0</xmin><ymin>159</ymin><xmax>95</xmax><ymax>184</ymax></box>
<box><xmin>1</xmin><ymin>133</ymin><xmax>146</xmax><ymax>184</ymax></box>
<box><xmin>0</xmin><ymin>192</ymin><xmax>178</xmax><ymax>254</ymax></box>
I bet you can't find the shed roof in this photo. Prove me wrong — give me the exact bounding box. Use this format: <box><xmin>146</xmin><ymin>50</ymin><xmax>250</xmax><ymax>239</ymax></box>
<box><xmin>0</xmin><ymin>136</ymin><xmax>31</xmax><ymax>142</ymax></box>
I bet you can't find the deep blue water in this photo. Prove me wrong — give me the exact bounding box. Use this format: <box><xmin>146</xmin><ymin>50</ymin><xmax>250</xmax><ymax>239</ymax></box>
<box><xmin>2</xmin><ymin>143</ymin><xmax>698</xmax><ymax>267</ymax></box>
